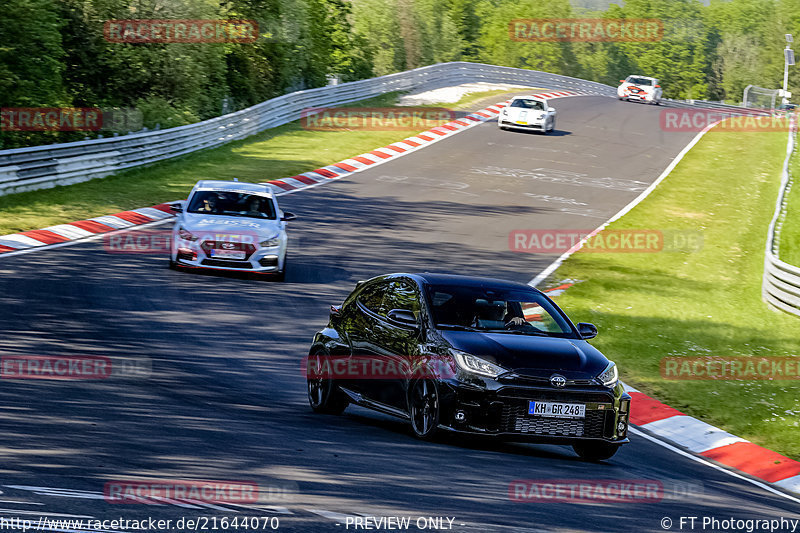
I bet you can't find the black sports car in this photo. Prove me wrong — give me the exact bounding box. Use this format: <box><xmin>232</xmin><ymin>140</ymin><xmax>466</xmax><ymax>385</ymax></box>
<box><xmin>306</xmin><ymin>273</ymin><xmax>631</xmax><ymax>460</ymax></box>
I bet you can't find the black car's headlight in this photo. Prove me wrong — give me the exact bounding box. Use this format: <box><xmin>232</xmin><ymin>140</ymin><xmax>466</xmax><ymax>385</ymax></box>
<box><xmin>178</xmin><ymin>227</ymin><xmax>198</xmax><ymax>242</ymax></box>
<box><xmin>453</xmin><ymin>351</ymin><xmax>508</xmax><ymax>378</ymax></box>
<box><xmin>596</xmin><ymin>362</ymin><xmax>618</xmax><ymax>387</ymax></box>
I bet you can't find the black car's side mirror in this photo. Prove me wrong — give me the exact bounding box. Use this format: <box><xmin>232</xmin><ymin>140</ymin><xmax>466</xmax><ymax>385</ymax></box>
<box><xmin>387</xmin><ymin>309</ymin><xmax>418</xmax><ymax>328</ymax></box>
<box><xmin>170</xmin><ymin>203</ymin><xmax>183</xmax><ymax>213</ymax></box>
<box><xmin>281</xmin><ymin>212</ymin><xmax>297</xmax><ymax>221</ymax></box>
<box><xmin>577</xmin><ymin>322</ymin><xmax>598</xmax><ymax>339</ymax></box>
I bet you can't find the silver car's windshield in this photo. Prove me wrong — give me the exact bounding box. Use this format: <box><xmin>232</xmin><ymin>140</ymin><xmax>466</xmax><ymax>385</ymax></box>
<box><xmin>187</xmin><ymin>191</ymin><xmax>277</xmax><ymax>219</ymax></box>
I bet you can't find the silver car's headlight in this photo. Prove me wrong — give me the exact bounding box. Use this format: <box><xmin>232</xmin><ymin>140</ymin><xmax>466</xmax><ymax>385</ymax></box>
<box><xmin>259</xmin><ymin>235</ymin><xmax>280</xmax><ymax>247</ymax></box>
<box><xmin>596</xmin><ymin>362</ymin><xmax>618</xmax><ymax>387</ymax></box>
<box><xmin>453</xmin><ymin>351</ymin><xmax>508</xmax><ymax>378</ymax></box>
<box><xmin>178</xmin><ymin>227</ymin><xmax>198</xmax><ymax>242</ymax></box>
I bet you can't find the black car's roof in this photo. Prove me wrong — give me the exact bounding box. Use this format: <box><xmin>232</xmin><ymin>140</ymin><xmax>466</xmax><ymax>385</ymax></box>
<box><xmin>390</xmin><ymin>272</ymin><xmax>541</xmax><ymax>292</ymax></box>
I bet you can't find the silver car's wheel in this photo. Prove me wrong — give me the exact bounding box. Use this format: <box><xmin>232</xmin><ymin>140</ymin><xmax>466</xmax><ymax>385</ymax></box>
<box><xmin>274</xmin><ymin>253</ymin><xmax>286</xmax><ymax>282</ymax></box>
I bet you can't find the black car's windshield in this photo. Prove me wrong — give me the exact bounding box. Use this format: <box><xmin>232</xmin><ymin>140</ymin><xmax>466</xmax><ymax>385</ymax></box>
<box><xmin>626</xmin><ymin>77</ymin><xmax>653</xmax><ymax>86</ymax></box>
<box><xmin>187</xmin><ymin>190</ymin><xmax>277</xmax><ymax>219</ymax></box>
<box><xmin>509</xmin><ymin>99</ymin><xmax>544</xmax><ymax>110</ymax></box>
<box><xmin>426</xmin><ymin>284</ymin><xmax>575</xmax><ymax>337</ymax></box>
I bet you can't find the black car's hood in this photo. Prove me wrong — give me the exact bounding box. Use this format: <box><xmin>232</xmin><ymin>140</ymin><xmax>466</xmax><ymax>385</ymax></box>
<box><xmin>441</xmin><ymin>330</ymin><xmax>609</xmax><ymax>380</ymax></box>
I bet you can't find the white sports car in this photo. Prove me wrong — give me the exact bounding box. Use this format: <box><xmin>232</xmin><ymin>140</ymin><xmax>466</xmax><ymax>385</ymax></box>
<box><xmin>617</xmin><ymin>75</ymin><xmax>662</xmax><ymax>105</ymax></box>
<box><xmin>169</xmin><ymin>180</ymin><xmax>295</xmax><ymax>280</ymax></box>
<box><xmin>498</xmin><ymin>96</ymin><xmax>556</xmax><ymax>133</ymax></box>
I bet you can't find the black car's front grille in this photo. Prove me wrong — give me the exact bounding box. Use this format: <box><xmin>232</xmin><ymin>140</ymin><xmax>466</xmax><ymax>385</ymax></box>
<box><xmin>501</xmin><ymin>403</ymin><xmax>609</xmax><ymax>438</ymax></box>
<box><xmin>201</xmin><ymin>259</ymin><xmax>253</xmax><ymax>268</ymax></box>
<box><xmin>497</xmin><ymin>388</ymin><xmax>614</xmax><ymax>404</ymax></box>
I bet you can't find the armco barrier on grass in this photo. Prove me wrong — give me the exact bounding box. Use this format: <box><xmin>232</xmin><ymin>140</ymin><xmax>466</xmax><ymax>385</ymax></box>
<box><xmin>762</xmin><ymin>115</ymin><xmax>800</xmax><ymax>317</ymax></box>
<box><xmin>0</xmin><ymin>62</ymin><xmax>764</xmax><ymax>197</ymax></box>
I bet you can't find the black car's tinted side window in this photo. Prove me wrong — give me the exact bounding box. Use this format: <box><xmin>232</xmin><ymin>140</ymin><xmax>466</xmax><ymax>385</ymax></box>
<box><xmin>357</xmin><ymin>283</ymin><xmax>388</xmax><ymax>316</ymax></box>
<box><xmin>383</xmin><ymin>281</ymin><xmax>421</xmax><ymax>318</ymax></box>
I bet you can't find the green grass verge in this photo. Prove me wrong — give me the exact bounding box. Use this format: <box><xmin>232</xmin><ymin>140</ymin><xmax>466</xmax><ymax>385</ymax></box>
<box><xmin>550</xmin><ymin>127</ymin><xmax>800</xmax><ymax>459</ymax></box>
<box><xmin>0</xmin><ymin>89</ymin><xmax>522</xmax><ymax>235</ymax></box>
<box><xmin>779</xmin><ymin>145</ymin><xmax>800</xmax><ymax>266</ymax></box>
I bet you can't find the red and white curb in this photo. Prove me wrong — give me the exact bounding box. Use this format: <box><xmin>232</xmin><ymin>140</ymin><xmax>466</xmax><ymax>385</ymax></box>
<box><xmin>0</xmin><ymin>90</ymin><xmax>593</xmax><ymax>254</ymax></box>
<box><xmin>626</xmin><ymin>383</ymin><xmax>800</xmax><ymax>497</ymax></box>
<box><xmin>0</xmin><ymin>204</ymin><xmax>174</xmax><ymax>254</ymax></box>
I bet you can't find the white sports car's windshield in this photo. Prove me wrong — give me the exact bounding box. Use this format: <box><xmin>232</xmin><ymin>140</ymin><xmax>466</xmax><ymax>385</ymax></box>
<box><xmin>626</xmin><ymin>77</ymin><xmax>653</xmax><ymax>86</ymax></box>
<box><xmin>509</xmin><ymin>99</ymin><xmax>544</xmax><ymax>110</ymax></box>
<box><xmin>187</xmin><ymin>191</ymin><xmax>277</xmax><ymax>219</ymax></box>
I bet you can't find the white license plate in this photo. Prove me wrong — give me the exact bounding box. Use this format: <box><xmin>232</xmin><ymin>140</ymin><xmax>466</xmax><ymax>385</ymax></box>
<box><xmin>528</xmin><ymin>401</ymin><xmax>585</xmax><ymax>418</ymax></box>
<box><xmin>210</xmin><ymin>249</ymin><xmax>246</xmax><ymax>260</ymax></box>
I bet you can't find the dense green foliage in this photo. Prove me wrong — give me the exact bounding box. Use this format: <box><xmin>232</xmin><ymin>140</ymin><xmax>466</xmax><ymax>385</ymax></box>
<box><xmin>2</xmin><ymin>0</ymin><xmax>800</xmax><ymax>148</ymax></box>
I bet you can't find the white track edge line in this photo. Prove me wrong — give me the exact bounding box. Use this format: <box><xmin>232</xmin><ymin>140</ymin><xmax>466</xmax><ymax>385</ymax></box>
<box><xmin>528</xmin><ymin>119</ymin><xmax>722</xmax><ymax>287</ymax></box>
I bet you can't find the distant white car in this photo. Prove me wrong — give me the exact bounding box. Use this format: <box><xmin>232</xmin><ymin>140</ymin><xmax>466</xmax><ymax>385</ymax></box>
<box><xmin>617</xmin><ymin>75</ymin><xmax>662</xmax><ymax>105</ymax></box>
<box><xmin>498</xmin><ymin>96</ymin><xmax>556</xmax><ymax>134</ymax></box>
<box><xmin>169</xmin><ymin>180</ymin><xmax>295</xmax><ymax>280</ymax></box>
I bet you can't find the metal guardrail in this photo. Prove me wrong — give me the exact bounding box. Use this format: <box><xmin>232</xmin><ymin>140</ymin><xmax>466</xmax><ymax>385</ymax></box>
<box><xmin>0</xmin><ymin>62</ymin><xmax>615</xmax><ymax>196</ymax></box>
<box><xmin>0</xmin><ymin>61</ymin><xmax>770</xmax><ymax>196</ymax></box>
<box><xmin>763</xmin><ymin>116</ymin><xmax>800</xmax><ymax>316</ymax></box>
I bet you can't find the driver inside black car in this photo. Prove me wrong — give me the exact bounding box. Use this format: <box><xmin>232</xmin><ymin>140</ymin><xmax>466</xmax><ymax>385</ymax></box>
<box><xmin>471</xmin><ymin>299</ymin><xmax>527</xmax><ymax>329</ymax></box>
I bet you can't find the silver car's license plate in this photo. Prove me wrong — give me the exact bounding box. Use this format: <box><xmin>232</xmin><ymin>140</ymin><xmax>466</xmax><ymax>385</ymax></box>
<box><xmin>528</xmin><ymin>401</ymin><xmax>586</xmax><ymax>418</ymax></box>
<box><xmin>210</xmin><ymin>249</ymin><xmax>246</xmax><ymax>260</ymax></box>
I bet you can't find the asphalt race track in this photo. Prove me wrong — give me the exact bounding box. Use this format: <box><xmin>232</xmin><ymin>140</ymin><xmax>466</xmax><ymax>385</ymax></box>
<box><xmin>1</xmin><ymin>95</ymin><xmax>798</xmax><ymax>532</ymax></box>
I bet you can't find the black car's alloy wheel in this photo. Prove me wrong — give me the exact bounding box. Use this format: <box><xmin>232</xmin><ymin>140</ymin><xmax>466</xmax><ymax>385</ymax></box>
<box><xmin>572</xmin><ymin>441</ymin><xmax>621</xmax><ymax>462</ymax></box>
<box><xmin>307</xmin><ymin>353</ymin><xmax>348</xmax><ymax>414</ymax></box>
<box><xmin>409</xmin><ymin>379</ymin><xmax>440</xmax><ymax>439</ymax></box>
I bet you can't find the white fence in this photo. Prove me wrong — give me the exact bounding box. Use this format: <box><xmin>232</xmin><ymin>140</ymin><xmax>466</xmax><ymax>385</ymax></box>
<box><xmin>763</xmin><ymin>118</ymin><xmax>800</xmax><ymax>317</ymax></box>
<box><xmin>0</xmin><ymin>62</ymin><xmax>614</xmax><ymax>196</ymax></box>
<box><xmin>0</xmin><ymin>61</ymin><xmax>765</xmax><ymax>196</ymax></box>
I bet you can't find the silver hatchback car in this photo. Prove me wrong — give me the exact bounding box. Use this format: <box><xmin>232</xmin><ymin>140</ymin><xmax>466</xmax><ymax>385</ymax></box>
<box><xmin>169</xmin><ymin>180</ymin><xmax>295</xmax><ymax>279</ymax></box>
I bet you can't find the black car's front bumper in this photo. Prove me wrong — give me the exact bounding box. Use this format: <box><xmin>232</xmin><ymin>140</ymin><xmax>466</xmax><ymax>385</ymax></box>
<box><xmin>438</xmin><ymin>380</ymin><xmax>630</xmax><ymax>444</ymax></box>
